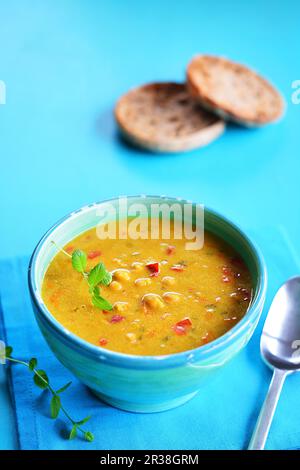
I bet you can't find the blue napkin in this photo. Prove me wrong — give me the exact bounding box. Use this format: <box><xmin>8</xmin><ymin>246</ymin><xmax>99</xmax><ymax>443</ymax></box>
<box><xmin>1</xmin><ymin>225</ymin><xmax>300</xmax><ymax>450</ymax></box>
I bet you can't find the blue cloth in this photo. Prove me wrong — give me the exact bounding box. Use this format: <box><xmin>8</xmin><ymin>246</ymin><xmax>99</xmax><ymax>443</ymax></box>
<box><xmin>1</xmin><ymin>226</ymin><xmax>300</xmax><ymax>450</ymax></box>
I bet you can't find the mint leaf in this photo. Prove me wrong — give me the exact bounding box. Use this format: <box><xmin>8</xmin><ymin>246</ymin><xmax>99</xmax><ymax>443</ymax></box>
<box><xmin>33</xmin><ymin>370</ymin><xmax>49</xmax><ymax>389</ymax></box>
<box><xmin>88</xmin><ymin>263</ymin><xmax>106</xmax><ymax>289</ymax></box>
<box><xmin>57</xmin><ymin>244</ymin><xmax>113</xmax><ymax>315</ymax></box>
<box><xmin>84</xmin><ymin>431</ymin><xmax>94</xmax><ymax>442</ymax></box>
<box><xmin>69</xmin><ymin>425</ymin><xmax>77</xmax><ymax>440</ymax></box>
<box><xmin>29</xmin><ymin>358</ymin><xmax>37</xmax><ymax>371</ymax></box>
<box><xmin>92</xmin><ymin>288</ymin><xmax>113</xmax><ymax>310</ymax></box>
<box><xmin>72</xmin><ymin>250</ymin><xmax>87</xmax><ymax>273</ymax></box>
<box><xmin>76</xmin><ymin>415</ymin><xmax>91</xmax><ymax>426</ymax></box>
<box><xmin>88</xmin><ymin>263</ymin><xmax>112</xmax><ymax>289</ymax></box>
<box><xmin>56</xmin><ymin>381</ymin><xmax>72</xmax><ymax>394</ymax></box>
<box><xmin>50</xmin><ymin>395</ymin><xmax>61</xmax><ymax>419</ymax></box>
<box><xmin>101</xmin><ymin>270</ymin><xmax>112</xmax><ymax>286</ymax></box>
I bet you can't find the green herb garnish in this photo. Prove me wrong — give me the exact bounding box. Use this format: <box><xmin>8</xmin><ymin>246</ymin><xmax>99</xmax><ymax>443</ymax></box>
<box><xmin>51</xmin><ymin>241</ymin><xmax>113</xmax><ymax>311</ymax></box>
<box><xmin>1</xmin><ymin>346</ymin><xmax>94</xmax><ymax>442</ymax></box>
<box><xmin>72</xmin><ymin>249</ymin><xmax>87</xmax><ymax>273</ymax></box>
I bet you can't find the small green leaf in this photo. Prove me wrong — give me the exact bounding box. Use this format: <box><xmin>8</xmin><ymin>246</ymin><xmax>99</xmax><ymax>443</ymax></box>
<box><xmin>50</xmin><ymin>395</ymin><xmax>61</xmax><ymax>419</ymax></box>
<box><xmin>72</xmin><ymin>250</ymin><xmax>87</xmax><ymax>273</ymax></box>
<box><xmin>5</xmin><ymin>346</ymin><xmax>13</xmax><ymax>358</ymax></box>
<box><xmin>101</xmin><ymin>271</ymin><xmax>112</xmax><ymax>286</ymax></box>
<box><xmin>0</xmin><ymin>340</ymin><xmax>96</xmax><ymax>442</ymax></box>
<box><xmin>29</xmin><ymin>358</ymin><xmax>37</xmax><ymax>371</ymax></box>
<box><xmin>56</xmin><ymin>381</ymin><xmax>72</xmax><ymax>394</ymax></box>
<box><xmin>76</xmin><ymin>415</ymin><xmax>91</xmax><ymax>426</ymax></box>
<box><xmin>84</xmin><ymin>431</ymin><xmax>94</xmax><ymax>442</ymax></box>
<box><xmin>33</xmin><ymin>370</ymin><xmax>49</xmax><ymax>389</ymax></box>
<box><xmin>69</xmin><ymin>425</ymin><xmax>77</xmax><ymax>440</ymax></box>
<box><xmin>93</xmin><ymin>285</ymin><xmax>100</xmax><ymax>295</ymax></box>
<box><xmin>88</xmin><ymin>263</ymin><xmax>106</xmax><ymax>289</ymax></box>
<box><xmin>92</xmin><ymin>290</ymin><xmax>113</xmax><ymax>310</ymax></box>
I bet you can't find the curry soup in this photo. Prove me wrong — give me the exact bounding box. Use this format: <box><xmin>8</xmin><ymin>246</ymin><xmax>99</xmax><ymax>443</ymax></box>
<box><xmin>42</xmin><ymin>221</ymin><xmax>252</xmax><ymax>356</ymax></box>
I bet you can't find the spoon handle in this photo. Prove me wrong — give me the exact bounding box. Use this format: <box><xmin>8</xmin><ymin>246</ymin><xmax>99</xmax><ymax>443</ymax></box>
<box><xmin>248</xmin><ymin>368</ymin><xmax>287</xmax><ymax>450</ymax></box>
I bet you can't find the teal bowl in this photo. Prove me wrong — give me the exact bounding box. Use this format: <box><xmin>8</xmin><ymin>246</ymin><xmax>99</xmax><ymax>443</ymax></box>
<box><xmin>28</xmin><ymin>196</ymin><xmax>267</xmax><ymax>413</ymax></box>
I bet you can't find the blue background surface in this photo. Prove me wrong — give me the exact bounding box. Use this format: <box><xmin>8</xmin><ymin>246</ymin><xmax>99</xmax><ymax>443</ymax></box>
<box><xmin>0</xmin><ymin>0</ymin><xmax>299</xmax><ymax>449</ymax></box>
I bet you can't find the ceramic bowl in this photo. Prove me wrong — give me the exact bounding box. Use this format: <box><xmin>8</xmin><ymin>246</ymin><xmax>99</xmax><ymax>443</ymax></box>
<box><xmin>28</xmin><ymin>196</ymin><xmax>267</xmax><ymax>412</ymax></box>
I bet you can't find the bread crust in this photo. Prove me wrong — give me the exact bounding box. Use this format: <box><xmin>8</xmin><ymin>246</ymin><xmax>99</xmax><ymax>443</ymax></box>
<box><xmin>187</xmin><ymin>55</ymin><xmax>285</xmax><ymax>126</ymax></box>
<box><xmin>115</xmin><ymin>82</ymin><xmax>225</xmax><ymax>152</ymax></box>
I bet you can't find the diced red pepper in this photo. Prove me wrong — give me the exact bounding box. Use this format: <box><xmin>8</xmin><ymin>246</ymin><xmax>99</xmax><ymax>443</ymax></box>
<box><xmin>170</xmin><ymin>264</ymin><xmax>185</xmax><ymax>272</ymax></box>
<box><xmin>110</xmin><ymin>314</ymin><xmax>124</xmax><ymax>323</ymax></box>
<box><xmin>99</xmin><ymin>338</ymin><xmax>108</xmax><ymax>346</ymax></box>
<box><xmin>166</xmin><ymin>245</ymin><xmax>176</xmax><ymax>255</ymax></box>
<box><xmin>88</xmin><ymin>250</ymin><xmax>102</xmax><ymax>259</ymax></box>
<box><xmin>65</xmin><ymin>245</ymin><xmax>74</xmax><ymax>253</ymax></box>
<box><xmin>146</xmin><ymin>262</ymin><xmax>160</xmax><ymax>277</ymax></box>
<box><xmin>102</xmin><ymin>310</ymin><xmax>110</xmax><ymax>315</ymax></box>
<box><xmin>173</xmin><ymin>325</ymin><xmax>187</xmax><ymax>335</ymax></box>
<box><xmin>177</xmin><ymin>318</ymin><xmax>192</xmax><ymax>327</ymax></box>
<box><xmin>172</xmin><ymin>317</ymin><xmax>192</xmax><ymax>335</ymax></box>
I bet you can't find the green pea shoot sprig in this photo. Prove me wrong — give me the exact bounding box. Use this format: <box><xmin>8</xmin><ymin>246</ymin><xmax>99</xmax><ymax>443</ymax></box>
<box><xmin>52</xmin><ymin>241</ymin><xmax>113</xmax><ymax>311</ymax></box>
<box><xmin>1</xmin><ymin>245</ymin><xmax>114</xmax><ymax>443</ymax></box>
<box><xmin>2</xmin><ymin>346</ymin><xmax>94</xmax><ymax>442</ymax></box>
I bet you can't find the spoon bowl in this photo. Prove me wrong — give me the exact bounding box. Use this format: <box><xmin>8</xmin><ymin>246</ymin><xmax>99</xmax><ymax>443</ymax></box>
<box><xmin>261</xmin><ymin>276</ymin><xmax>300</xmax><ymax>371</ymax></box>
<box><xmin>249</xmin><ymin>276</ymin><xmax>300</xmax><ymax>450</ymax></box>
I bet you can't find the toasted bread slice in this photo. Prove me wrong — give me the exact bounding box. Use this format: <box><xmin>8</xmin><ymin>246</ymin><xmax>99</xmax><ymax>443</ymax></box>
<box><xmin>115</xmin><ymin>82</ymin><xmax>225</xmax><ymax>152</ymax></box>
<box><xmin>187</xmin><ymin>55</ymin><xmax>284</xmax><ymax>126</ymax></box>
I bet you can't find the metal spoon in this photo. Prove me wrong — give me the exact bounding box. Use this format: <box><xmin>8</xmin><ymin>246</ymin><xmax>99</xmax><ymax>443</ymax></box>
<box><xmin>248</xmin><ymin>276</ymin><xmax>300</xmax><ymax>450</ymax></box>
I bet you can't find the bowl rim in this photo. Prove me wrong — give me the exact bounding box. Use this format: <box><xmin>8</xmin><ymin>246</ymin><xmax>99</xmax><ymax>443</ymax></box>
<box><xmin>28</xmin><ymin>195</ymin><xmax>267</xmax><ymax>369</ymax></box>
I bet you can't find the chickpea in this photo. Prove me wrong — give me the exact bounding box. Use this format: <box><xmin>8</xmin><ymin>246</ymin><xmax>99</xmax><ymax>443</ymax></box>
<box><xmin>113</xmin><ymin>258</ymin><xmax>127</xmax><ymax>267</ymax></box>
<box><xmin>161</xmin><ymin>276</ymin><xmax>176</xmax><ymax>286</ymax></box>
<box><xmin>126</xmin><ymin>332</ymin><xmax>137</xmax><ymax>343</ymax></box>
<box><xmin>135</xmin><ymin>277</ymin><xmax>152</xmax><ymax>287</ymax></box>
<box><xmin>110</xmin><ymin>281</ymin><xmax>122</xmax><ymax>291</ymax></box>
<box><xmin>142</xmin><ymin>293</ymin><xmax>164</xmax><ymax>310</ymax></box>
<box><xmin>131</xmin><ymin>262</ymin><xmax>144</xmax><ymax>271</ymax></box>
<box><xmin>113</xmin><ymin>269</ymin><xmax>131</xmax><ymax>282</ymax></box>
<box><xmin>113</xmin><ymin>301</ymin><xmax>129</xmax><ymax>312</ymax></box>
<box><xmin>162</xmin><ymin>292</ymin><xmax>181</xmax><ymax>303</ymax></box>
